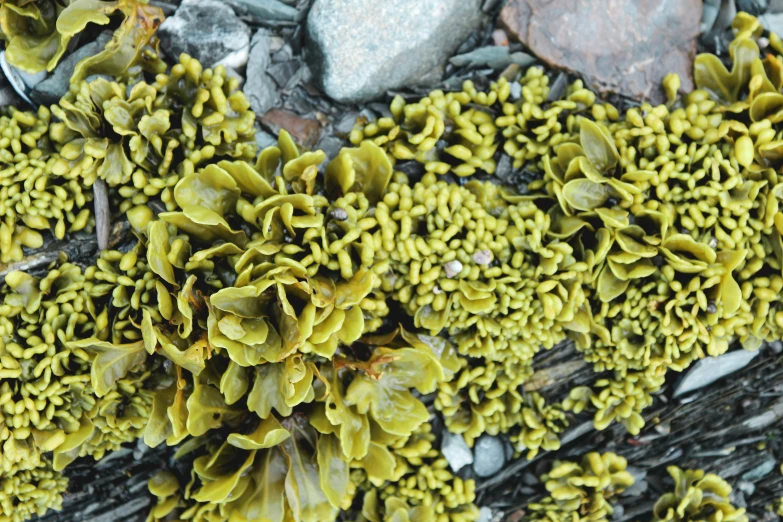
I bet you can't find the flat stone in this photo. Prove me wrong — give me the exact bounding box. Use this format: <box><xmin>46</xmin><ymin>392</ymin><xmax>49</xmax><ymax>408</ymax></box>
<box><xmin>306</xmin><ymin>0</ymin><xmax>484</xmax><ymax>102</ymax></box>
<box><xmin>737</xmin><ymin>480</ymin><xmax>756</xmax><ymax>497</ymax></box>
<box><xmin>701</xmin><ymin>0</ymin><xmax>721</xmax><ymax>33</ymax></box>
<box><xmin>741</xmin><ymin>457</ymin><xmax>776</xmax><ymax>482</ymax></box>
<box><xmin>261</xmin><ymin>109</ymin><xmax>322</xmax><ymax>149</ymax></box>
<box><xmin>441</xmin><ymin>430</ymin><xmax>473</xmax><ymax>472</ymax></box>
<box><xmin>499</xmin><ymin>0</ymin><xmax>702</xmax><ymax>104</ymax></box>
<box><xmin>316</xmin><ymin>135</ymin><xmax>344</xmax><ymax>160</ymax></box>
<box><xmin>673</xmin><ymin>349</ymin><xmax>761</xmax><ymax>398</ymax></box>
<box><xmin>1</xmin><ymin>52</ymin><xmax>32</xmax><ymax>107</ymax></box>
<box><xmin>450</xmin><ymin>46</ymin><xmax>535</xmax><ymax>70</ymax></box>
<box><xmin>762</xmin><ymin>13</ymin><xmax>783</xmax><ymax>36</ymax></box>
<box><xmin>30</xmin><ymin>31</ymin><xmax>113</xmax><ymax>107</ymax></box>
<box><xmin>0</xmin><ymin>85</ymin><xmax>21</xmax><ymax>107</ymax></box>
<box><xmin>478</xmin><ymin>507</ymin><xmax>494</xmax><ymax>522</ymax></box>
<box><xmin>233</xmin><ymin>0</ymin><xmax>298</xmax><ymax>20</ymax></box>
<box><xmin>255</xmin><ymin>128</ymin><xmax>278</xmax><ymax>150</ymax></box>
<box><xmin>268</xmin><ymin>60</ymin><xmax>302</xmax><ymax>88</ymax></box>
<box><xmin>246</xmin><ymin>30</ymin><xmax>281</xmax><ymax>116</ymax></box>
<box><xmin>472</xmin><ymin>435</ymin><xmax>506</xmax><ymax>477</ymax></box>
<box><xmin>158</xmin><ymin>0</ymin><xmax>250</xmax><ymax>68</ymax></box>
<box><xmin>16</xmin><ymin>69</ymin><xmax>46</xmax><ymax>89</ymax></box>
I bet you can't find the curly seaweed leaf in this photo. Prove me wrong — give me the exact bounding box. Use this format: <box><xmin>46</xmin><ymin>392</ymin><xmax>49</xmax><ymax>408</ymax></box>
<box><xmin>283</xmin><ymin>426</ymin><xmax>336</xmax><ymax>522</ymax></box>
<box><xmin>53</xmin><ymin>417</ymin><xmax>95</xmax><ymax>471</ymax></box>
<box><xmin>326</xmin><ymin>141</ymin><xmax>393</xmax><ymax>204</ymax></box>
<box><xmin>232</xmin><ymin>448</ymin><xmax>288</xmax><ymax>522</ymax></box>
<box><xmin>343</xmin><ymin>348</ymin><xmax>433</xmax><ymax>436</ymax></box>
<box><xmin>186</xmin><ymin>380</ymin><xmax>241</xmax><ymax>437</ymax></box>
<box><xmin>694</xmin><ymin>38</ymin><xmax>759</xmax><ymax>103</ymax></box>
<box><xmin>580</xmin><ymin>119</ymin><xmax>618</xmax><ymax>173</ymax></box>
<box><xmin>228</xmin><ymin>416</ymin><xmax>290</xmax><ymax>450</ymax></box>
<box><xmin>67</xmin><ymin>338</ymin><xmax>147</xmax><ymax>397</ymax></box>
<box><xmin>317</xmin><ymin>433</ymin><xmax>350</xmax><ymax>509</ymax></box>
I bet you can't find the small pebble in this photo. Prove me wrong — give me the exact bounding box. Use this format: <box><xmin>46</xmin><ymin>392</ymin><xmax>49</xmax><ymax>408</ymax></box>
<box><xmin>472</xmin><ymin>435</ymin><xmax>506</xmax><ymax>477</ymax></box>
<box><xmin>737</xmin><ymin>480</ymin><xmax>756</xmax><ymax>497</ymax></box>
<box><xmin>522</xmin><ymin>472</ymin><xmax>538</xmax><ymax>486</ymax></box>
<box><xmin>441</xmin><ymin>430</ymin><xmax>473</xmax><ymax>472</ymax></box>
<box><xmin>330</xmin><ymin>208</ymin><xmax>348</xmax><ymax>221</ymax></box>
<box><xmin>492</xmin><ymin>29</ymin><xmax>509</xmax><ymax>46</ymax></box>
<box><xmin>479</xmin><ymin>507</ymin><xmax>494</xmax><ymax>522</ymax></box>
<box><xmin>444</xmin><ymin>260</ymin><xmax>464</xmax><ymax>278</ymax></box>
<box><xmin>509</xmin><ymin>81</ymin><xmax>522</xmax><ymax>100</ymax></box>
<box><xmin>472</xmin><ymin>249</ymin><xmax>492</xmax><ymax>265</ymax></box>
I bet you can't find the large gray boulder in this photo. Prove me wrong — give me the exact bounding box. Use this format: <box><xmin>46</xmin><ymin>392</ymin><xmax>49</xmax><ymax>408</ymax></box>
<box><xmin>158</xmin><ymin>0</ymin><xmax>251</xmax><ymax>68</ymax></box>
<box><xmin>306</xmin><ymin>0</ymin><xmax>484</xmax><ymax>103</ymax></box>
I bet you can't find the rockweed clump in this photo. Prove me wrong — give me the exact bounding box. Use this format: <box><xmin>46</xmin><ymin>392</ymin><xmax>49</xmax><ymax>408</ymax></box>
<box><xmin>0</xmin><ymin>8</ymin><xmax>780</xmax><ymax>522</ymax></box>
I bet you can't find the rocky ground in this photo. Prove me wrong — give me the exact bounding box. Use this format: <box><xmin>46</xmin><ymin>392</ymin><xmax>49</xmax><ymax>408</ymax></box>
<box><xmin>2</xmin><ymin>0</ymin><xmax>782</xmax><ymax>520</ymax></box>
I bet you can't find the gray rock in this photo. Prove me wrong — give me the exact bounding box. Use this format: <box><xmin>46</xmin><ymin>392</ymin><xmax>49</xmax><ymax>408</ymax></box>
<box><xmin>472</xmin><ymin>249</ymin><xmax>492</xmax><ymax>266</ymax></box>
<box><xmin>441</xmin><ymin>430</ymin><xmax>473</xmax><ymax>472</ymax></box>
<box><xmin>771</xmin><ymin>0</ymin><xmax>783</xmax><ymax>12</ymax></box>
<box><xmin>316</xmin><ymin>135</ymin><xmax>344</xmax><ymax>160</ymax></box>
<box><xmin>30</xmin><ymin>31</ymin><xmax>113</xmax><ymax>107</ymax></box>
<box><xmin>158</xmin><ymin>0</ymin><xmax>251</xmax><ymax>68</ymax></box>
<box><xmin>701</xmin><ymin>0</ymin><xmax>721</xmax><ymax>33</ymax></box>
<box><xmin>0</xmin><ymin>85</ymin><xmax>21</xmax><ymax>107</ymax></box>
<box><xmin>522</xmin><ymin>472</ymin><xmax>538</xmax><ymax>486</ymax></box>
<box><xmin>559</xmin><ymin>420</ymin><xmax>594</xmax><ymax>445</ymax></box>
<box><xmin>478</xmin><ymin>507</ymin><xmax>494</xmax><ymax>522</ymax></box>
<box><xmin>444</xmin><ymin>260</ymin><xmax>463</xmax><ymax>278</ymax></box>
<box><xmin>16</xmin><ymin>69</ymin><xmax>46</xmax><ymax>89</ymax></box>
<box><xmin>742</xmin><ymin>398</ymin><xmax>783</xmax><ymax>430</ymax></box>
<box><xmin>626</xmin><ymin>465</ymin><xmax>647</xmax><ymax>484</ymax></box>
<box><xmin>509</xmin><ymin>81</ymin><xmax>522</xmax><ymax>100</ymax></box>
<box><xmin>246</xmin><ymin>30</ymin><xmax>281</xmax><ymax>116</ymax></box>
<box><xmin>0</xmin><ymin>52</ymin><xmax>33</xmax><ymax>107</ymax></box>
<box><xmin>335</xmin><ymin>112</ymin><xmax>360</xmax><ymax>134</ymax></box>
<box><xmin>233</xmin><ymin>0</ymin><xmax>298</xmax><ymax>20</ymax></box>
<box><xmin>306</xmin><ymin>0</ymin><xmax>484</xmax><ymax>102</ymax></box>
<box><xmin>741</xmin><ymin>456</ymin><xmax>776</xmax><ymax>482</ymax></box>
<box><xmin>450</xmin><ymin>46</ymin><xmax>535</xmax><ymax>70</ymax></box>
<box><xmin>268</xmin><ymin>60</ymin><xmax>302</xmax><ymax>88</ymax></box>
<box><xmin>737</xmin><ymin>480</ymin><xmax>756</xmax><ymax>497</ymax></box>
<box><xmin>612</xmin><ymin>503</ymin><xmax>625</xmax><ymax>521</ymax></box>
<box><xmin>762</xmin><ymin>13</ymin><xmax>783</xmax><ymax>36</ymax></box>
<box><xmin>472</xmin><ymin>435</ymin><xmax>506</xmax><ymax>477</ymax></box>
<box><xmin>621</xmin><ymin>479</ymin><xmax>649</xmax><ymax>497</ymax></box>
<box><xmin>673</xmin><ymin>349</ymin><xmax>760</xmax><ymax>398</ymax></box>
<box><xmin>255</xmin><ymin>128</ymin><xmax>278</xmax><ymax>149</ymax></box>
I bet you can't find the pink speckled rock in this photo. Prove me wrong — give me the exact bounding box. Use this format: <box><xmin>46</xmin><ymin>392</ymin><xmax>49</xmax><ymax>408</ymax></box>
<box><xmin>500</xmin><ymin>0</ymin><xmax>702</xmax><ymax>104</ymax></box>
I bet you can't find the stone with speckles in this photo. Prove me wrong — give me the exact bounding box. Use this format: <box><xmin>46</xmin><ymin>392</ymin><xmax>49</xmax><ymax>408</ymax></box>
<box><xmin>306</xmin><ymin>0</ymin><xmax>484</xmax><ymax>103</ymax></box>
<box><xmin>500</xmin><ymin>0</ymin><xmax>701</xmax><ymax>104</ymax></box>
